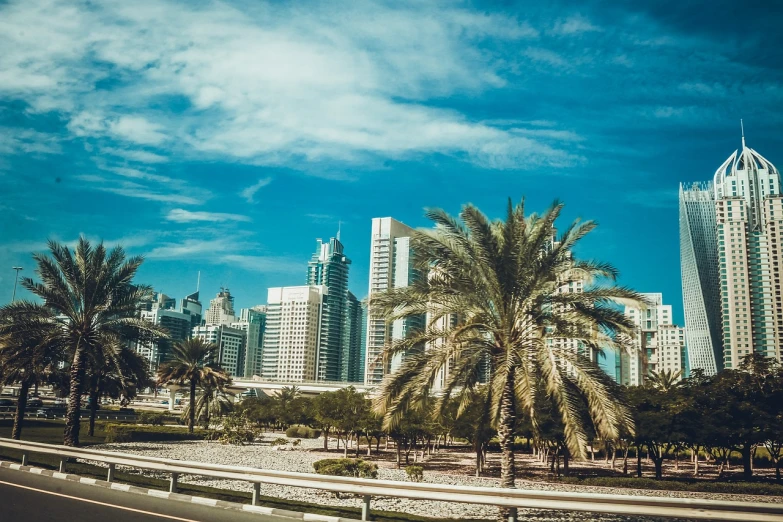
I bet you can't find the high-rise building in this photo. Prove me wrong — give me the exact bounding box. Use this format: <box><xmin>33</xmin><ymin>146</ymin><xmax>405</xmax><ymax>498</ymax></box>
<box><xmin>232</xmin><ymin>306</ymin><xmax>267</xmax><ymax>378</ymax></box>
<box><xmin>261</xmin><ymin>286</ymin><xmax>326</xmax><ymax>382</ymax></box>
<box><xmin>181</xmin><ymin>290</ymin><xmax>203</xmax><ymax>329</ymax></box>
<box><xmin>681</xmin><ymin>135</ymin><xmax>782</xmax><ymax>371</ymax></box>
<box><xmin>679</xmin><ymin>181</ymin><xmax>723</xmax><ymax>374</ymax></box>
<box><xmin>307</xmin><ymin>237</ymin><xmax>351</xmax><ymax>382</ymax></box>
<box><xmin>341</xmin><ymin>291</ymin><xmax>364</xmax><ymax>382</ymax></box>
<box><xmin>134</xmin><ymin>293</ymin><xmax>192</xmax><ymax>372</ymax></box>
<box><xmin>365</xmin><ymin>217</ymin><xmax>424</xmax><ymax>386</ymax></box>
<box><xmin>622</xmin><ymin>293</ymin><xmax>687</xmax><ymax>385</ymax></box>
<box><xmin>205</xmin><ymin>288</ymin><xmax>236</xmax><ymax>326</ymax></box>
<box><xmin>192</xmin><ymin>324</ymin><xmax>245</xmax><ymax>377</ymax></box>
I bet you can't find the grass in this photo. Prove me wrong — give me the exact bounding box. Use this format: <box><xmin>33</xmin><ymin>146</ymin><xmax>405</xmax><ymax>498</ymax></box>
<box><xmin>0</xmin><ymin>419</ymin><xmax>489</xmax><ymax>522</ymax></box>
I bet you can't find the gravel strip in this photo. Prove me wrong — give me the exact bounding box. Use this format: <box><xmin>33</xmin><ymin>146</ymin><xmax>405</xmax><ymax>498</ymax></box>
<box><xmin>79</xmin><ymin>436</ymin><xmax>780</xmax><ymax>521</ymax></box>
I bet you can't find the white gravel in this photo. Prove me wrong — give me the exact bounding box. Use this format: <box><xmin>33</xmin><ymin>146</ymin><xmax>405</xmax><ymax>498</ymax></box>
<box><xmin>81</xmin><ymin>436</ymin><xmax>780</xmax><ymax>521</ymax></box>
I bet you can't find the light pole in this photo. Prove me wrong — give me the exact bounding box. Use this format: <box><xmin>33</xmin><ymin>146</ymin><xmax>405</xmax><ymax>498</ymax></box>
<box><xmin>11</xmin><ymin>266</ymin><xmax>23</xmax><ymax>302</ymax></box>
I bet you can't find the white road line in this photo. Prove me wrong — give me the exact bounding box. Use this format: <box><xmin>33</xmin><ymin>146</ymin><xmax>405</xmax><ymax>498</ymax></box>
<box><xmin>0</xmin><ymin>480</ymin><xmax>201</xmax><ymax>522</ymax></box>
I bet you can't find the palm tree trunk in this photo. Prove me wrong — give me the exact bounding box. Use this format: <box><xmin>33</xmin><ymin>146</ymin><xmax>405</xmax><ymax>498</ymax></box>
<box><xmin>188</xmin><ymin>380</ymin><xmax>196</xmax><ymax>433</ymax></box>
<box><xmin>12</xmin><ymin>380</ymin><xmax>30</xmax><ymax>440</ymax></box>
<box><xmin>497</xmin><ymin>371</ymin><xmax>516</xmax><ymax>522</ymax></box>
<box><xmin>88</xmin><ymin>381</ymin><xmax>100</xmax><ymax>437</ymax></box>
<box><xmin>64</xmin><ymin>347</ymin><xmax>86</xmax><ymax>447</ymax></box>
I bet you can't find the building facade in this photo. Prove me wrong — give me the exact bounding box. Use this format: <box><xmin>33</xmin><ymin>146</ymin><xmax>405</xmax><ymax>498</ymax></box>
<box><xmin>681</xmin><ymin>137</ymin><xmax>782</xmax><ymax>371</ymax></box>
<box><xmin>342</xmin><ymin>291</ymin><xmax>364</xmax><ymax>382</ymax></box>
<box><xmin>134</xmin><ymin>293</ymin><xmax>192</xmax><ymax>372</ymax></box>
<box><xmin>364</xmin><ymin>217</ymin><xmax>424</xmax><ymax>386</ymax></box>
<box><xmin>205</xmin><ymin>288</ymin><xmax>236</xmax><ymax>326</ymax></box>
<box><xmin>262</xmin><ymin>286</ymin><xmax>326</xmax><ymax>382</ymax></box>
<box><xmin>679</xmin><ymin>181</ymin><xmax>723</xmax><ymax>374</ymax></box>
<box><xmin>192</xmin><ymin>324</ymin><xmax>246</xmax><ymax>377</ymax></box>
<box><xmin>180</xmin><ymin>290</ymin><xmax>203</xmax><ymax>330</ymax></box>
<box><xmin>232</xmin><ymin>306</ymin><xmax>267</xmax><ymax>378</ymax></box>
<box><xmin>307</xmin><ymin>237</ymin><xmax>351</xmax><ymax>382</ymax></box>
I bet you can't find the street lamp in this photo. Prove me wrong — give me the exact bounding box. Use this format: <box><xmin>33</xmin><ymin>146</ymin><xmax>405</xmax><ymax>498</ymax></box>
<box><xmin>11</xmin><ymin>266</ymin><xmax>23</xmax><ymax>302</ymax></box>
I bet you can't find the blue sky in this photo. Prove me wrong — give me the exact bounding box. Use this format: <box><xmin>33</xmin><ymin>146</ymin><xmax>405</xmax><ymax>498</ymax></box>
<box><xmin>2</xmin><ymin>0</ymin><xmax>782</xmax><ymax>324</ymax></box>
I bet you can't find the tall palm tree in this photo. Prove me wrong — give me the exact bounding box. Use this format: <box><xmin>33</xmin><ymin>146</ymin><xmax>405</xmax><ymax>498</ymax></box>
<box><xmin>157</xmin><ymin>338</ymin><xmax>231</xmax><ymax>433</ymax></box>
<box><xmin>372</xmin><ymin>200</ymin><xmax>641</xmax><ymax>519</ymax></box>
<box><xmin>182</xmin><ymin>384</ymin><xmax>235</xmax><ymax>429</ymax></box>
<box><xmin>647</xmin><ymin>369</ymin><xmax>683</xmax><ymax>392</ymax></box>
<box><xmin>0</xmin><ymin>311</ymin><xmax>67</xmax><ymax>440</ymax></box>
<box><xmin>0</xmin><ymin>238</ymin><xmax>168</xmax><ymax>446</ymax></box>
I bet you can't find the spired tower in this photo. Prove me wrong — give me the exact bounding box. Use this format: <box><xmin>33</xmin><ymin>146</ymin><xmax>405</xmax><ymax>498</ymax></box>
<box><xmin>680</xmin><ymin>129</ymin><xmax>782</xmax><ymax>373</ymax></box>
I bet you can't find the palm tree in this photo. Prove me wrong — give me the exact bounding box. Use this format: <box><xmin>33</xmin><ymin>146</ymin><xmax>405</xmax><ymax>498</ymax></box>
<box><xmin>182</xmin><ymin>384</ymin><xmax>235</xmax><ymax>429</ymax></box>
<box><xmin>0</xmin><ymin>311</ymin><xmax>67</xmax><ymax>440</ymax></box>
<box><xmin>85</xmin><ymin>347</ymin><xmax>152</xmax><ymax>436</ymax></box>
<box><xmin>647</xmin><ymin>369</ymin><xmax>683</xmax><ymax>392</ymax></box>
<box><xmin>372</xmin><ymin>200</ymin><xmax>641</xmax><ymax>519</ymax></box>
<box><xmin>0</xmin><ymin>238</ymin><xmax>168</xmax><ymax>446</ymax></box>
<box><xmin>157</xmin><ymin>339</ymin><xmax>231</xmax><ymax>433</ymax></box>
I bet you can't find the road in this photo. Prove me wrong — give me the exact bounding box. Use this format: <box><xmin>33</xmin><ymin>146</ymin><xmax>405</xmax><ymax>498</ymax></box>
<box><xmin>0</xmin><ymin>466</ymin><xmax>298</xmax><ymax>522</ymax></box>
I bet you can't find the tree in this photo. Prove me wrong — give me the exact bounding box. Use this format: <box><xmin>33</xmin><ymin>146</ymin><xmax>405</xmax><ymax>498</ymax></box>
<box><xmin>0</xmin><ymin>310</ymin><xmax>66</xmax><ymax>440</ymax></box>
<box><xmin>157</xmin><ymin>338</ymin><xmax>231</xmax><ymax>433</ymax></box>
<box><xmin>183</xmin><ymin>384</ymin><xmax>235</xmax><ymax>429</ymax></box>
<box><xmin>372</xmin><ymin>200</ymin><xmax>640</xmax><ymax>519</ymax></box>
<box><xmin>1</xmin><ymin>238</ymin><xmax>167</xmax><ymax>446</ymax></box>
<box><xmin>86</xmin><ymin>346</ymin><xmax>152</xmax><ymax>436</ymax></box>
<box><xmin>647</xmin><ymin>369</ymin><xmax>683</xmax><ymax>392</ymax></box>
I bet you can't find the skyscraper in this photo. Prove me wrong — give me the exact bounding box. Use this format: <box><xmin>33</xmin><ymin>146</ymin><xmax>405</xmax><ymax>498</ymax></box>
<box><xmin>205</xmin><ymin>288</ymin><xmax>236</xmax><ymax>325</ymax></box>
<box><xmin>365</xmin><ymin>217</ymin><xmax>424</xmax><ymax>386</ymax></box>
<box><xmin>679</xmin><ymin>181</ymin><xmax>723</xmax><ymax>374</ymax></box>
<box><xmin>307</xmin><ymin>237</ymin><xmax>351</xmax><ymax>382</ymax></box>
<box><xmin>261</xmin><ymin>285</ymin><xmax>326</xmax><ymax>382</ymax></box>
<box><xmin>181</xmin><ymin>290</ymin><xmax>203</xmax><ymax>329</ymax></box>
<box><xmin>342</xmin><ymin>291</ymin><xmax>364</xmax><ymax>382</ymax></box>
<box><xmin>134</xmin><ymin>291</ymin><xmax>191</xmax><ymax>372</ymax></box>
<box><xmin>192</xmin><ymin>324</ymin><xmax>245</xmax><ymax>377</ymax></box>
<box><xmin>622</xmin><ymin>293</ymin><xmax>687</xmax><ymax>385</ymax></box>
<box><xmin>232</xmin><ymin>306</ymin><xmax>267</xmax><ymax>378</ymax></box>
<box><xmin>681</xmin><ymin>134</ymin><xmax>782</xmax><ymax>371</ymax></box>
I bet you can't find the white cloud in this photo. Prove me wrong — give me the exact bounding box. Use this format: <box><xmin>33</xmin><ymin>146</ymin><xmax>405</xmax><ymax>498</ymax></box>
<box><xmin>552</xmin><ymin>16</ymin><xmax>601</xmax><ymax>35</ymax></box>
<box><xmin>240</xmin><ymin>177</ymin><xmax>272</xmax><ymax>203</ymax></box>
<box><xmin>100</xmin><ymin>147</ymin><xmax>168</xmax><ymax>163</ymax></box>
<box><xmin>222</xmin><ymin>254</ymin><xmax>303</xmax><ymax>274</ymax></box>
<box><xmin>166</xmin><ymin>208</ymin><xmax>250</xmax><ymax>223</ymax></box>
<box><xmin>0</xmin><ymin>127</ymin><xmax>61</xmax><ymax>155</ymax></box>
<box><xmin>0</xmin><ymin>0</ymin><xmax>583</xmax><ymax>170</ymax></box>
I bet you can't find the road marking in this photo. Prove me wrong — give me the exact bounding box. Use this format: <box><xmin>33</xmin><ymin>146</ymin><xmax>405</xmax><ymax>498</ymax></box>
<box><xmin>0</xmin><ymin>480</ymin><xmax>201</xmax><ymax>521</ymax></box>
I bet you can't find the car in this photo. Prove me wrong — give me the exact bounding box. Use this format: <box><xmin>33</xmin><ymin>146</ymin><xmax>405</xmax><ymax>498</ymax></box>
<box><xmin>37</xmin><ymin>408</ymin><xmax>54</xmax><ymax>416</ymax></box>
<box><xmin>0</xmin><ymin>399</ymin><xmax>14</xmax><ymax>407</ymax></box>
<box><xmin>54</xmin><ymin>398</ymin><xmax>66</xmax><ymax>406</ymax></box>
<box><xmin>27</xmin><ymin>398</ymin><xmax>43</xmax><ymax>408</ymax></box>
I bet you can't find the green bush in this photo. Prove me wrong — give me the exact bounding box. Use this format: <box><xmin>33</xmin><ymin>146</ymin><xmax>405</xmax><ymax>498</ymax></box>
<box><xmin>270</xmin><ymin>437</ymin><xmax>289</xmax><ymax>446</ymax></box>
<box><xmin>313</xmin><ymin>458</ymin><xmax>378</xmax><ymax>479</ymax></box>
<box><xmin>558</xmin><ymin>476</ymin><xmax>783</xmax><ymax>497</ymax></box>
<box><xmin>137</xmin><ymin>412</ymin><xmax>166</xmax><ymax>426</ymax></box>
<box><xmin>405</xmin><ymin>465</ymin><xmax>424</xmax><ymax>482</ymax></box>
<box><xmin>104</xmin><ymin>424</ymin><xmax>212</xmax><ymax>443</ymax></box>
<box><xmin>285</xmin><ymin>425</ymin><xmax>321</xmax><ymax>439</ymax></box>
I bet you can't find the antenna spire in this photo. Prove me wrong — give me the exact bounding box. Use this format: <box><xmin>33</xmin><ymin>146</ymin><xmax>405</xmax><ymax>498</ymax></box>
<box><xmin>741</xmin><ymin>119</ymin><xmax>746</xmax><ymax>148</ymax></box>
<box><xmin>196</xmin><ymin>271</ymin><xmax>200</xmax><ymax>292</ymax></box>
<box><xmin>337</xmin><ymin>220</ymin><xmax>342</xmax><ymax>242</ymax></box>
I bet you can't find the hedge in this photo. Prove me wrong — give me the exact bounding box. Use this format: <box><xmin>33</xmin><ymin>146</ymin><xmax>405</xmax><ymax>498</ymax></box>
<box><xmin>285</xmin><ymin>425</ymin><xmax>321</xmax><ymax>439</ymax></box>
<box><xmin>104</xmin><ymin>424</ymin><xmax>213</xmax><ymax>443</ymax></box>
<box><xmin>313</xmin><ymin>458</ymin><xmax>378</xmax><ymax>479</ymax></box>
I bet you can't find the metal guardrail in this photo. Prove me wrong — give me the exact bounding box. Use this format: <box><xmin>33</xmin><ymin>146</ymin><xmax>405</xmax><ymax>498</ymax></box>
<box><xmin>0</xmin><ymin>438</ymin><xmax>782</xmax><ymax>522</ymax></box>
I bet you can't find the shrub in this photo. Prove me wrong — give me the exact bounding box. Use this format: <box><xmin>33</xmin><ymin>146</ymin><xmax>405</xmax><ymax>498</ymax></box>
<box><xmin>270</xmin><ymin>437</ymin><xmax>289</xmax><ymax>447</ymax></box>
<box><xmin>216</xmin><ymin>412</ymin><xmax>260</xmax><ymax>445</ymax></box>
<box><xmin>313</xmin><ymin>458</ymin><xmax>378</xmax><ymax>479</ymax></box>
<box><xmin>285</xmin><ymin>425</ymin><xmax>321</xmax><ymax>439</ymax></box>
<box><xmin>104</xmin><ymin>424</ymin><xmax>212</xmax><ymax>443</ymax></box>
<box><xmin>406</xmin><ymin>465</ymin><xmax>424</xmax><ymax>482</ymax></box>
<box><xmin>137</xmin><ymin>412</ymin><xmax>166</xmax><ymax>426</ymax></box>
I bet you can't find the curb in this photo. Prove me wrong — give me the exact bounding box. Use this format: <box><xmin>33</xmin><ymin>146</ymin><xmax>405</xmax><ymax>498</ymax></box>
<box><xmin>0</xmin><ymin>460</ymin><xmax>360</xmax><ymax>522</ymax></box>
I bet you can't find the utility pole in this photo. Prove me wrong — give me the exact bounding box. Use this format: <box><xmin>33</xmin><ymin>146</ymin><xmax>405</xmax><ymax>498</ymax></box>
<box><xmin>11</xmin><ymin>266</ymin><xmax>23</xmax><ymax>302</ymax></box>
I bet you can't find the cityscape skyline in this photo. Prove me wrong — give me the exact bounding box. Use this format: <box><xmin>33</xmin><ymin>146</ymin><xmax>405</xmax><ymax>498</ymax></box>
<box><xmin>4</xmin><ymin>1</ymin><xmax>783</xmax><ymax>330</ymax></box>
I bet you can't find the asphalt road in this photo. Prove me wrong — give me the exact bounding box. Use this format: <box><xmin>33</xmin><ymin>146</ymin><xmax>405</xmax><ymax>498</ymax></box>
<box><xmin>0</xmin><ymin>466</ymin><xmax>297</xmax><ymax>522</ymax></box>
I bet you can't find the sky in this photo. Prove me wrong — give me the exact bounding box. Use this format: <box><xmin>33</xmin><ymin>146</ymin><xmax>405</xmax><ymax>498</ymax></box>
<box><xmin>2</xmin><ymin>0</ymin><xmax>783</xmax><ymax>325</ymax></box>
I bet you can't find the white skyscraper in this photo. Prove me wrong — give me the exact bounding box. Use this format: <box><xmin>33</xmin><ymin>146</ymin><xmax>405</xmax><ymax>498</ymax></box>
<box><xmin>365</xmin><ymin>217</ymin><xmax>424</xmax><ymax>387</ymax></box>
<box><xmin>681</xmin><ymin>133</ymin><xmax>782</xmax><ymax>371</ymax></box>
<box><xmin>622</xmin><ymin>293</ymin><xmax>686</xmax><ymax>385</ymax></box>
<box><xmin>205</xmin><ymin>288</ymin><xmax>236</xmax><ymax>326</ymax></box>
<box><xmin>261</xmin><ymin>286</ymin><xmax>326</xmax><ymax>382</ymax></box>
